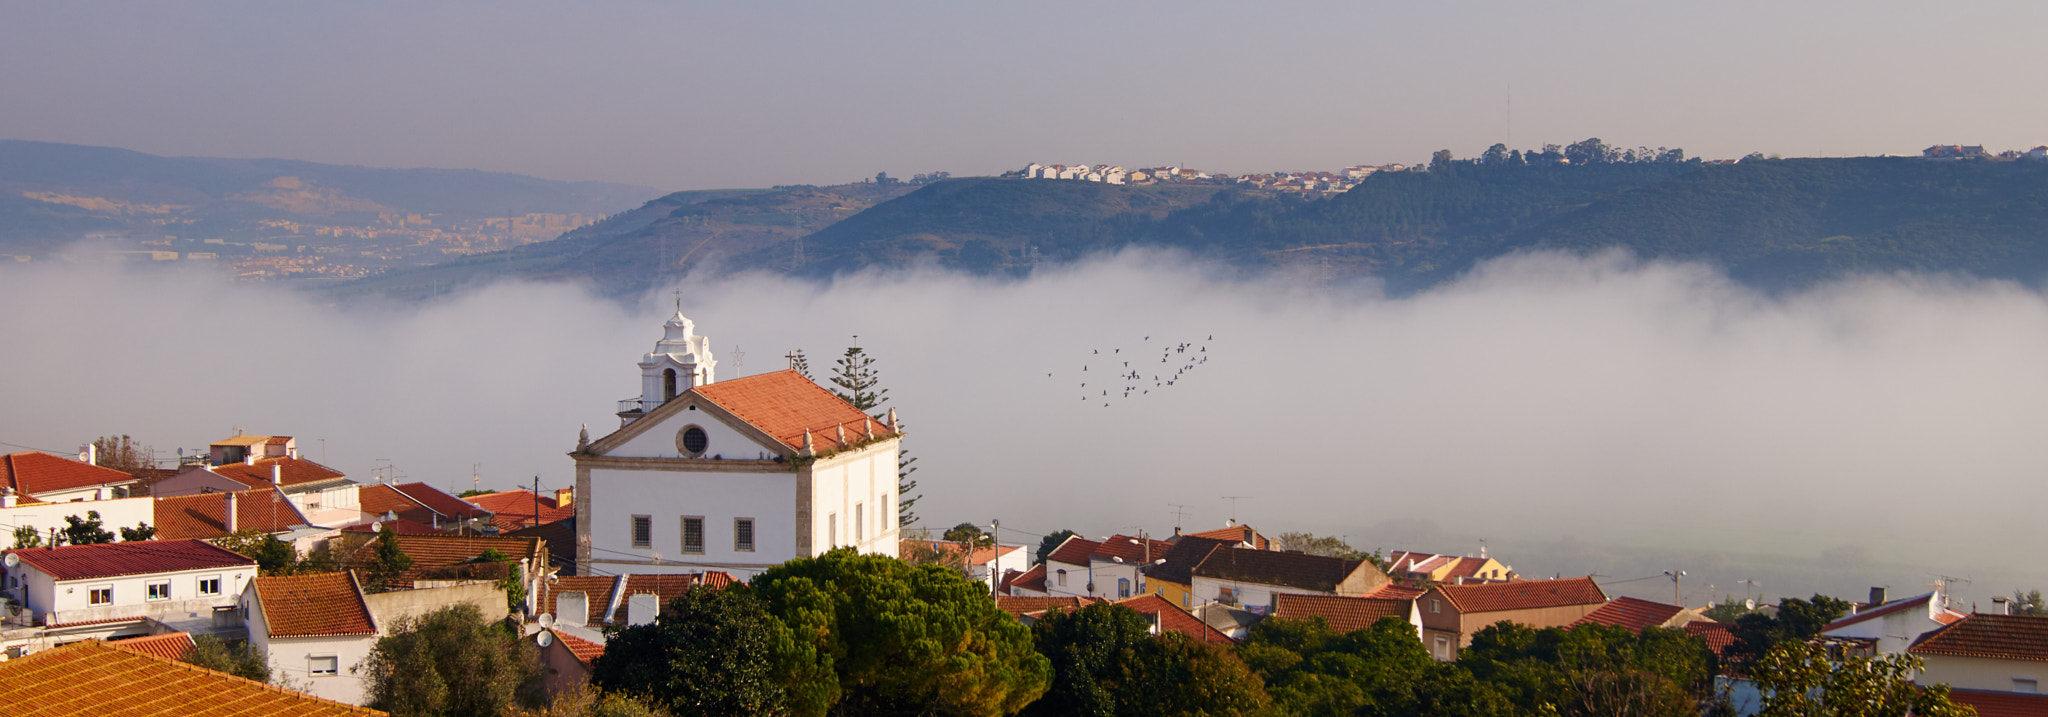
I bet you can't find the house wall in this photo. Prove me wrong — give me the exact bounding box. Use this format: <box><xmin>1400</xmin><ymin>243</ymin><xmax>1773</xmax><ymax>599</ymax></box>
<box><xmin>1045</xmin><ymin>559</ymin><xmax>1091</xmax><ymax>598</ymax></box>
<box><xmin>0</xmin><ymin>497</ymin><xmax>153</xmax><ymax>543</ymax></box>
<box><xmin>1090</xmin><ymin>560</ymin><xmax>1144</xmax><ymax>599</ymax></box>
<box><xmin>611</xmin><ymin>403</ymin><xmax>771</xmax><ymax>460</ymax></box>
<box><xmin>584</xmin><ymin>464</ymin><xmax>796</xmax><ymax>576</ymax></box>
<box><xmin>1151</xmin><ymin>578</ymin><xmax>1194</xmax><ymax>608</ymax></box>
<box><xmin>537</xmin><ymin>632</ymin><xmax>593</xmax><ymax>699</ymax></box>
<box><xmin>807</xmin><ymin>444</ymin><xmax>899</xmax><ymax>558</ymax></box>
<box><xmin>1335</xmin><ymin>565</ymin><xmax>1392</xmax><ymax>596</ymax></box>
<box><xmin>1189</xmin><ymin>575</ymin><xmax>1337</xmax><ymax>614</ymax></box>
<box><xmin>1919</xmin><ymin>654</ymin><xmax>2048</xmax><ymax>694</ymax></box>
<box><xmin>1418</xmin><ymin>601</ymin><xmax>1606</xmax><ymax>659</ymax></box>
<box><xmin>10</xmin><ymin>563</ymin><xmax>251</xmax><ymax>626</ymax></box>
<box><xmin>23</xmin><ymin>482</ymin><xmax>135</xmax><ymax>503</ymax></box>
<box><xmin>1824</xmin><ymin>605</ymin><xmax>1949</xmax><ymax>655</ymax></box>
<box><xmin>242</xmin><ymin>581</ymin><xmax>374</xmax><ymax>706</ymax></box>
<box><xmin>364</xmin><ymin>581</ymin><xmax>507</xmax><ymax>627</ymax></box>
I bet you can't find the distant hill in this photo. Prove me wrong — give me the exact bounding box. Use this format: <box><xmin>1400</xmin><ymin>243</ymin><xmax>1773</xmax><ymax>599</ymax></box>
<box><xmin>0</xmin><ymin>140</ymin><xmax>662</xmax><ymax>255</ymax></box>
<box><xmin>339</xmin><ymin>155</ymin><xmax>2048</xmax><ymax>298</ymax></box>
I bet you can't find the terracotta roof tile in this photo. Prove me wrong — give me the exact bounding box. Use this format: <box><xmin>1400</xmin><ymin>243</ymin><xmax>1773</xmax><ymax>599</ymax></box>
<box><xmin>209</xmin><ymin>457</ymin><xmax>345</xmax><ymax>488</ymax></box>
<box><xmin>1144</xmin><ymin>537</ymin><xmax>1228</xmax><ymax>586</ymax></box>
<box><xmin>1185</xmin><ymin>524</ymin><xmax>1269</xmax><ymax>550</ymax></box>
<box><xmin>1435</xmin><ymin>577</ymin><xmax>1607</xmax><ymax>614</ymax></box>
<box><xmin>1948</xmin><ymin>688</ymin><xmax>2048</xmax><ymax>717</ymax></box>
<box><xmin>111</xmin><ymin>632</ymin><xmax>195</xmax><ymax>662</ymax></box>
<box><xmin>345</xmin><ymin>533</ymin><xmax>541</xmax><ymax>589</ymax></box>
<box><xmin>691</xmin><ymin>370</ymin><xmax>898</xmax><ymax>453</ymax></box>
<box><xmin>1190</xmin><ymin>546</ymin><xmax>1376</xmax><ymax>592</ymax></box>
<box><xmin>1685</xmin><ymin>621</ymin><xmax>1736</xmax><ymax>657</ymax></box>
<box><xmin>507</xmin><ymin>517</ymin><xmax>578</xmax><ymax>576</ymax></box>
<box><xmin>610</xmin><ymin>573</ymin><xmax>734</xmax><ymax>623</ymax></box>
<box><xmin>539</xmin><ymin>575</ymin><xmax>621</xmax><ymax>627</ymax></box>
<box><xmin>1</xmin><ymin>451</ymin><xmax>138</xmax><ymax>501</ymax></box>
<box><xmin>357</xmin><ymin>484</ymin><xmax>441</xmax><ymax>526</ymax></box>
<box><xmin>341</xmin><ymin>518</ymin><xmax>445</xmax><ymax>535</ymax></box>
<box><xmin>552</xmin><ymin>629</ymin><xmax>605</xmax><ymax>664</ymax></box>
<box><xmin>1366</xmin><ymin>583</ymin><xmax>1429</xmax><ymax>601</ymax></box>
<box><xmin>1826</xmin><ymin>592</ymin><xmax>1962</xmax><ymax>632</ymax></box>
<box><xmin>1004</xmin><ymin>564</ymin><xmax>1047</xmax><ymax>594</ymax></box>
<box><xmin>1045</xmin><ymin>536</ymin><xmax>1102</xmax><ymax>566</ymax></box>
<box><xmin>1574</xmin><ymin>596</ymin><xmax>1686</xmax><ymax>632</ymax></box>
<box><xmin>1272</xmin><ymin>593</ymin><xmax>1415</xmax><ymax>634</ymax></box>
<box><xmin>467</xmin><ymin>489</ymin><xmax>559</xmax><ymax>515</ymax></box>
<box><xmin>1114</xmin><ymin>594</ymin><xmax>1236</xmax><ymax>643</ymax></box>
<box><xmin>389</xmin><ymin>483</ymin><xmax>489</xmax><ymax>520</ymax></box>
<box><xmin>995</xmin><ymin>596</ymin><xmax>1102</xmax><ymax>617</ymax></box>
<box><xmin>1089</xmin><ymin>535</ymin><xmax>1174</xmax><ymax>564</ymax></box>
<box><xmin>0</xmin><ymin>639</ymin><xmax>384</xmax><ymax>716</ymax></box>
<box><xmin>252</xmin><ymin>572</ymin><xmax>377</xmax><ymax>638</ymax></box>
<box><xmin>1909</xmin><ymin>613</ymin><xmax>2048</xmax><ymax>662</ymax></box>
<box><xmin>7</xmin><ymin>539</ymin><xmax>254</xmax><ymax>581</ymax></box>
<box><xmin>153</xmin><ymin>488</ymin><xmax>308</xmax><ymax>540</ymax></box>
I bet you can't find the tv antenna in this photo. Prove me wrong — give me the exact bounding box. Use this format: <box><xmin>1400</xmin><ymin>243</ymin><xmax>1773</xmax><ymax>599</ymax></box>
<box><xmin>732</xmin><ymin>345</ymin><xmax>745</xmax><ymax>376</ymax></box>
<box><xmin>1220</xmin><ymin>496</ymin><xmax>1251</xmax><ymax>523</ymax></box>
<box><xmin>1167</xmin><ymin>504</ymin><xmax>1193</xmax><ymax>531</ymax></box>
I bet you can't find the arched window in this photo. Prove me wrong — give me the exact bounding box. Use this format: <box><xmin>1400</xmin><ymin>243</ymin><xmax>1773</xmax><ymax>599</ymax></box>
<box><xmin>663</xmin><ymin>369</ymin><xmax>678</xmax><ymax>401</ymax></box>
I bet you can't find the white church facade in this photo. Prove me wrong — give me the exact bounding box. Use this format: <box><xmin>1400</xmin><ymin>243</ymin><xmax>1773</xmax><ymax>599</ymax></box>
<box><xmin>572</xmin><ymin>308</ymin><xmax>901</xmax><ymax>577</ymax></box>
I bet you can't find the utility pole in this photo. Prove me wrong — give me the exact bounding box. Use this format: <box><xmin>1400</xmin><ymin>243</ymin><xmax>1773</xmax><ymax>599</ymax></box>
<box><xmin>533</xmin><ymin>476</ymin><xmax>542</xmax><ymax>531</ymax></box>
<box><xmin>990</xmin><ymin>518</ymin><xmax>1001</xmax><ymax>594</ymax></box>
<box><xmin>1665</xmin><ymin>570</ymin><xmax>1687</xmax><ymax>607</ymax></box>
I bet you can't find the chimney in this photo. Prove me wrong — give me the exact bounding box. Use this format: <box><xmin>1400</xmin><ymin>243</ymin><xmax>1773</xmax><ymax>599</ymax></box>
<box><xmin>271</xmin><ymin>463</ymin><xmax>283</xmax><ymax>484</ymax></box>
<box><xmin>81</xmin><ymin>443</ymin><xmax>97</xmax><ymax>466</ymax></box>
<box><xmin>1</xmin><ymin>487</ymin><xmax>15</xmax><ymax>509</ymax></box>
<box><xmin>1993</xmin><ymin>597</ymin><xmax>2011</xmax><ymax>615</ymax></box>
<box><xmin>245</xmin><ymin>454</ymin><xmax>257</xmax><ymax>467</ymax></box>
<box><xmin>1226</xmin><ymin>518</ymin><xmax>1236</xmax><ymax>528</ymax></box>
<box><xmin>555</xmin><ymin>487</ymin><xmax>573</xmax><ymax>508</ymax></box>
<box><xmin>1870</xmin><ymin>586</ymin><xmax>1888</xmax><ymax>606</ymax></box>
<box><xmin>225</xmin><ymin>492</ymin><xmax>239</xmax><ymax>533</ymax></box>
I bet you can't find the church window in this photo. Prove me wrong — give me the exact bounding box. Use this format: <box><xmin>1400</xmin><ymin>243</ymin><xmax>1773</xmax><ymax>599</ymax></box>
<box><xmin>855</xmin><ymin>503</ymin><xmax>864</xmax><ymax>542</ymax></box>
<box><xmin>828</xmin><ymin>513</ymin><xmax>838</xmax><ymax>548</ymax></box>
<box><xmin>734</xmin><ymin>518</ymin><xmax>755</xmax><ymax>552</ymax></box>
<box><xmin>677</xmin><ymin>426</ymin><xmax>709</xmax><ymax>457</ymax></box>
<box><xmin>681</xmin><ymin>516</ymin><xmax>704</xmax><ymax>554</ymax></box>
<box><xmin>663</xmin><ymin>369</ymin><xmax>678</xmax><ymax>401</ymax></box>
<box><xmin>631</xmin><ymin>515</ymin><xmax>652</xmax><ymax>549</ymax></box>
<box><xmin>880</xmin><ymin>495</ymin><xmax>890</xmax><ymax>530</ymax></box>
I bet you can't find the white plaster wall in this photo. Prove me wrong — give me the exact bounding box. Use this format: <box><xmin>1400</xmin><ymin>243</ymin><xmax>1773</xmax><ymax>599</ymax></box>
<box><xmin>0</xmin><ymin>497</ymin><xmax>152</xmax><ymax>542</ymax></box>
<box><xmin>1919</xmin><ymin>654</ymin><xmax>2048</xmax><ymax>693</ymax></box>
<box><xmin>10</xmin><ymin>564</ymin><xmax>251</xmax><ymax>624</ymax></box>
<box><xmin>1045</xmin><ymin>560</ymin><xmax>1091</xmax><ymax>598</ymax></box>
<box><xmin>1089</xmin><ymin>560</ymin><xmax>1143</xmax><ymax>599</ymax></box>
<box><xmin>1190</xmin><ymin>576</ymin><xmax>1330</xmax><ymax>614</ymax></box>
<box><xmin>1825</xmin><ymin>607</ymin><xmax>1948</xmax><ymax>655</ymax></box>
<box><xmin>611</xmin><ymin>405</ymin><xmax>779</xmax><ymax>459</ymax></box>
<box><xmin>268</xmin><ymin>634</ymin><xmax>375</xmax><ymax>705</ymax></box>
<box><xmin>808</xmin><ymin>445</ymin><xmax>899</xmax><ymax>557</ymax></box>
<box><xmin>586</xmin><ymin>467</ymin><xmax>796</xmax><ymax>568</ymax></box>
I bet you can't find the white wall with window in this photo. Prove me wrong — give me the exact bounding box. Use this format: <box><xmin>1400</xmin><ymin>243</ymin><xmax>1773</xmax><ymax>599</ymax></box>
<box><xmin>4</xmin><ymin>555</ymin><xmax>252</xmax><ymax>631</ymax></box>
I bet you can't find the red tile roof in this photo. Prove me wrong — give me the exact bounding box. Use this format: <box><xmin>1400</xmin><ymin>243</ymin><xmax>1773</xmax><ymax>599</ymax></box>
<box><xmin>252</xmin><ymin>572</ymin><xmax>377</xmax><ymax>638</ymax></box>
<box><xmin>1686</xmin><ymin>621</ymin><xmax>1736</xmax><ymax>657</ymax></box>
<box><xmin>1366</xmin><ymin>583</ymin><xmax>1429</xmax><ymax>601</ymax></box>
<box><xmin>1004</xmin><ymin>564</ymin><xmax>1047</xmax><ymax>594</ymax></box>
<box><xmin>1090</xmin><ymin>535</ymin><xmax>1174</xmax><ymax>565</ymax></box>
<box><xmin>1114</xmin><ymin>594</ymin><xmax>1235</xmax><ymax>643</ymax></box>
<box><xmin>1909</xmin><ymin>613</ymin><xmax>2048</xmax><ymax>662</ymax></box>
<box><xmin>153</xmin><ymin>488</ymin><xmax>308</xmax><ymax>539</ymax></box>
<box><xmin>1045</xmin><ymin>535</ymin><xmax>1102</xmax><ymax>566</ymax></box>
<box><xmin>610</xmin><ymin>573</ymin><xmax>734</xmax><ymax>623</ymax></box>
<box><xmin>1144</xmin><ymin>537</ymin><xmax>1228</xmax><ymax>586</ymax></box>
<box><xmin>1574</xmin><ymin>596</ymin><xmax>1686</xmax><ymax>632</ymax></box>
<box><xmin>357</xmin><ymin>484</ymin><xmax>441</xmax><ymax>526</ymax></box>
<box><xmin>345</xmin><ymin>533</ymin><xmax>541</xmax><ymax>589</ymax></box>
<box><xmin>1190</xmin><ymin>546</ymin><xmax>1376</xmax><ymax>593</ymax></box>
<box><xmin>1435</xmin><ymin>577</ymin><xmax>1607</xmax><ymax>614</ymax></box>
<box><xmin>1184</xmin><ymin>524</ymin><xmax>1269</xmax><ymax>550</ymax></box>
<box><xmin>0</xmin><ymin>639</ymin><xmax>384</xmax><ymax>716</ymax></box>
<box><xmin>1948</xmin><ymin>689</ymin><xmax>2048</xmax><ymax>717</ymax></box>
<box><xmin>341</xmin><ymin>518</ymin><xmax>445</xmax><ymax>535</ymax></box>
<box><xmin>389</xmin><ymin>483</ymin><xmax>489</xmax><ymax>520</ymax></box>
<box><xmin>551</xmin><ymin>629</ymin><xmax>606</xmax><ymax>664</ymax></box>
<box><xmin>995</xmin><ymin>596</ymin><xmax>1103</xmax><ymax>617</ymax></box>
<box><xmin>539</xmin><ymin>576</ymin><xmax>622</xmax><ymax>627</ymax></box>
<box><xmin>691</xmin><ymin>370</ymin><xmax>898</xmax><ymax>453</ymax></box>
<box><xmin>7</xmin><ymin>539</ymin><xmax>254</xmax><ymax>581</ymax></box>
<box><xmin>1</xmin><ymin>451</ymin><xmax>138</xmax><ymax>501</ymax></box>
<box><xmin>111</xmin><ymin>632</ymin><xmax>196</xmax><ymax>662</ymax></box>
<box><xmin>209</xmin><ymin>457</ymin><xmax>346</xmax><ymax>488</ymax></box>
<box><xmin>1826</xmin><ymin>592</ymin><xmax>1964</xmax><ymax>632</ymax></box>
<box><xmin>1272</xmin><ymin>593</ymin><xmax>1415</xmax><ymax>634</ymax></box>
<box><xmin>469</xmin><ymin>490</ymin><xmax>575</xmax><ymax>530</ymax></box>
<box><xmin>507</xmin><ymin>517</ymin><xmax>578</xmax><ymax>576</ymax></box>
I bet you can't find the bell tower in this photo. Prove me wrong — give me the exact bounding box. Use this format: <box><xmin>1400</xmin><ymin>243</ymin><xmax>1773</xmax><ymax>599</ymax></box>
<box><xmin>621</xmin><ymin>301</ymin><xmax>716</xmax><ymax>425</ymax></box>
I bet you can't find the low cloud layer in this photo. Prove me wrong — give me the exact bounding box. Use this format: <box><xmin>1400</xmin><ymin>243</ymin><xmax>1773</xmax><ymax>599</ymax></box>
<box><xmin>4</xmin><ymin>250</ymin><xmax>2043</xmax><ymax>606</ymax></box>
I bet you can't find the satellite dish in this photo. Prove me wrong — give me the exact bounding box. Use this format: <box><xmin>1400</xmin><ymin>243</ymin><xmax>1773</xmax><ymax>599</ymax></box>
<box><xmin>3</xmin><ymin>554</ymin><xmax>17</xmax><ymax>568</ymax></box>
<box><xmin>536</xmin><ymin>631</ymin><xmax>553</xmax><ymax>648</ymax></box>
<box><xmin>537</xmin><ymin>613</ymin><xmax>555</xmax><ymax>629</ymax></box>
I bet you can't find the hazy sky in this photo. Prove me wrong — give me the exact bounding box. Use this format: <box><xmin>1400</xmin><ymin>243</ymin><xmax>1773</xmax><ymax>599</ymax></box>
<box><xmin>5</xmin><ymin>251</ymin><xmax>2048</xmax><ymax>605</ymax></box>
<box><xmin>7</xmin><ymin>1</ymin><xmax>2048</xmax><ymax>190</ymax></box>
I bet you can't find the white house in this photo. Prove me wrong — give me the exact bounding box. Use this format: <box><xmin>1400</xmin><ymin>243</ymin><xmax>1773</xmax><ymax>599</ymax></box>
<box><xmin>573</xmin><ymin>310</ymin><xmax>902</xmax><ymax>579</ymax></box>
<box><xmin>243</xmin><ymin>571</ymin><xmax>379</xmax><ymax>705</ymax></box>
<box><xmin>1820</xmin><ymin>587</ymin><xmax>1964</xmax><ymax>656</ymax></box>
<box><xmin>1187</xmin><ymin>546</ymin><xmax>1390</xmax><ymax>614</ymax></box>
<box><xmin>0</xmin><ymin>451</ymin><xmax>141</xmax><ymax>503</ymax></box>
<box><xmin>1911</xmin><ymin>613</ymin><xmax>2048</xmax><ymax>709</ymax></box>
<box><xmin>1042</xmin><ymin>535</ymin><xmax>1101</xmax><ymax>598</ymax></box>
<box><xmin>152</xmin><ymin>451</ymin><xmax>360</xmax><ymax>529</ymax></box>
<box><xmin>900</xmin><ymin>538</ymin><xmax>1029</xmax><ymax>594</ymax></box>
<box><xmin>1087</xmin><ymin>534</ymin><xmax>1174</xmax><ymax>600</ymax></box>
<box><xmin>1</xmin><ymin>539</ymin><xmax>255</xmax><ymax>644</ymax></box>
<box><xmin>0</xmin><ymin>494</ymin><xmax>154</xmax><ymax>546</ymax></box>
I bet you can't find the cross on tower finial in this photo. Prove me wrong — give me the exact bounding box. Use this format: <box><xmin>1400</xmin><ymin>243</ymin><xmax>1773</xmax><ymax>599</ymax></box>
<box><xmin>673</xmin><ymin>289</ymin><xmax>682</xmax><ymax>312</ymax></box>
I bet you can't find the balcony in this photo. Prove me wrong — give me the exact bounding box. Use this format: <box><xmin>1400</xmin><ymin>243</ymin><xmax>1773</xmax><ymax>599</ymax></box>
<box><xmin>618</xmin><ymin>398</ymin><xmax>656</xmax><ymax>414</ymax></box>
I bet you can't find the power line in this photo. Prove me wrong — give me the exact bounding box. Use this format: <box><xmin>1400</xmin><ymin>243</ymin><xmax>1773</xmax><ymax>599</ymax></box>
<box><xmin>0</xmin><ymin>440</ymin><xmax>64</xmax><ymax>454</ymax></box>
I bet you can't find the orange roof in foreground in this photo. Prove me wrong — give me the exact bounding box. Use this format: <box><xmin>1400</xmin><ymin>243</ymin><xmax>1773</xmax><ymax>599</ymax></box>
<box><xmin>550</xmin><ymin>629</ymin><xmax>606</xmax><ymax>664</ymax></box>
<box><xmin>111</xmin><ymin>632</ymin><xmax>195</xmax><ymax>662</ymax></box>
<box><xmin>252</xmin><ymin>572</ymin><xmax>377</xmax><ymax>638</ymax></box>
<box><xmin>154</xmin><ymin>488</ymin><xmax>308</xmax><ymax>539</ymax></box>
<box><xmin>210</xmin><ymin>457</ymin><xmax>345</xmax><ymax>488</ymax></box>
<box><xmin>1909</xmin><ymin>613</ymin><xmax>2048</xmax><ymax>663</ymax></box>
<box><xmin>0</xmin><ymin>639</ymin><xmax>383</xmax><ymax>715</ymax></box>
<box><xmin>1436</xmin><ymin>577</ymin><xmax>1606</xmax><ymax>614</ymax></box>
<box><xmin>1</xmin><ymin>451</ymin><xmax>137</xmax><ymax>500</ymax></box>
<box><xmin>1272</xmin><ymin>593</ymin><xmax>1415</xmax><ymax>634</ymax></box>
<box><xmin>691</xmin><ymin>370</ymin><xmax>897</xmax><ymax>452</ymax></box>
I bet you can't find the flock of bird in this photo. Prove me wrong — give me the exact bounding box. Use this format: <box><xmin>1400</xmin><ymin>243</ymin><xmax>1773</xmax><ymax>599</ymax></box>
<box><xmin>1049</xmin><ymin>334</ymin><xmax>1214</xmax><ymax>408</ymax></box>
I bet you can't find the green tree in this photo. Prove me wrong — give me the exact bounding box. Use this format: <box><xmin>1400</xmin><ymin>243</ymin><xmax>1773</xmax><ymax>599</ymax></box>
<box><xmin>1025</xmin><ymin>602</ymin><xmax>1270</xmax><ymax>717</ymax></box>
<box><xmin>752</xmin><ymin>548</ymin><xmax>1051</xmax><ymax>717</ymax></box>
<box><xmin>1457</xmin><ymin>621</ymin><xmax>1713</xmax><ymax>717</ymax></box>
<box><xmin>825</xmin><ymin>341</ymin><xmax>921</xmax><ymax>528</ymax></box>
<box><xmin>1751</xmin><ymin>641</ymin><xmax>1973</xmax><ymax>717</ymax></box>
<box><xmin>945</xmin><ymin>522</ymin><xmax>993</xmax><ymax>548</ymax></box>
<box><xmin>90</xmin><ymin>434</ymin><xmax>157</xmax><ymax>475</ymax></box>
<box><xmin>789</xmin><ymin>348</ymin><xmax>812</xmax><ymax>380</ymax></box>
<box><xmin>593</xmin><ymin>583</ymin><xmax>786</xmax><ymax>716</ymax></box>
<box><xmin>118</xmin><ymin>522</ymin><xmax>156</xmax><ymax>542</ymax></box>
<box><xmin>1274</xmin><ymin>532</ymin><xmax>1376</xmax><ymax>562</ymax></box>
<box><xmin>1241</xmin><ymin>614</ymin><xmax>1509</xmax><ymax>717</ymax></box>
<box><xmin>185</xmin><ymin>634</ymin><xmax>269</xmax><ymax>682</ymax></box>
<box><xmin>1728</xmin><ymin>594</ymin><xmax>1851</xmax><ymax>669</ymax></box>
<box><xmin>1431</xmin><ymin>149</ymin><xmax>1456</xmax><ymax>172</ymax></box>
<box><xmin>1481</xmin><ymin>143</ymin><xmax>1511</xmax><ymax>165</ymax></box>
<box><xmin>361</xmin><ymin>603</ymin><xmax>544</xmax><ymax>717</ymax></box>
<box><xmin>1037</xmin><ymin>530</ymin><xmax>1077</xmax><ymax>564</ymax></box>
<box><xmin>212</xmin><ymin>528</ymin><xmax>302</xmax><ymax>575</ymax></box>
<box><xmin>61</xmin><ymin>511</ymin><xmax>116</xmax><ymax>545</ymax></box>
<box><xmin>12</xmin><ymin>526</ymin><xmax>41</xmax><ymax>549</ymax></box>
<box><xmin>2013</xmin><ymin>589</ymin><xmax>2046</xmax><ymax>616</ymax></box>
<box><xmin>362</xmin><ymin>525</ymin><xmax>415</xmax><ymax>592</ymax></box>
<box><xmin>511</xmin><ymin>685</ymin><xmax>667</xmax><ymax>717</ymax></box>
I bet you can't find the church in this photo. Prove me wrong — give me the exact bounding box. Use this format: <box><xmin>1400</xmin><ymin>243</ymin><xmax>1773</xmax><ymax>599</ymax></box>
<box><xmin>571</xmin><ymin>307</ymin><xmax>902</xmax><ymax>577</ymax></box>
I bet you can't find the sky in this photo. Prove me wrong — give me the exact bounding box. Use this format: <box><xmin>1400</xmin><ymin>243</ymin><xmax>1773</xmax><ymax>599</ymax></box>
<box><xmin>6</xmin><ymin>1</ymin><xmax>2048</xmax><ymax>190</ymax></box>
<box><xmin>4</xmin><ymin>250</ymin><xmax>2048</xmax><ymax>606</ymax></box>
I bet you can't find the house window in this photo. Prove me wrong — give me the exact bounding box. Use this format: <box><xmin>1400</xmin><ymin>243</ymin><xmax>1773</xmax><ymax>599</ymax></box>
<box><xmin>735</xmin><ymin>518</ymin><xmax>755</xmax><ymax>552</ymax></box>
<box><xmin>145</xmin><ymin>581</ymin><xmax>171</xmax><ymax>601</ymax></box>
<box><xmin>828</xmin><ymin>513</ymin><xmax>838</xmax><ymax>548</ymax></box>
<box><xmin>631</xmin><ymin>515</ymin><xmax>652</xmax><ymax>549</ymax></box>
<box><xmin>880</xmin><ymin>495</ymin><xmax>890</xmax><ymax>530</ymax></box>
<box><xmin>2017</xmin><ymin>677</ymin><xmax>2039</xmax><ymax>694</ymax></box>
<box><xmin>1430</xmin><ymin>598</ymin><xmax>1441</xmax><ymax>614</ymax></box>
<box><xmin>1118</xmin><ymin>578</ymin><xmax>1131</xmax><ymax>598</ymax></box>
<box><xmin>1181</xmin><ymin>591</ymin><xmax>1190</xmax><ymax>608</ymax></box>
<box><xmin>855</xmin><ymin>503</ymin><xmax>864</xmax><ymax>542</ymax></box>
<box><xmin>89</xmin><ymin>586</ymin><xmax>112</xmax><ymax>605</ymax></box>
<box><xmin>676</xmin><ymin>425</ymin><xmax>708</xmax><ymax>457</ymax></box>
<box><xmin>1218</xmin><ymin>586</ymin><xmax>1237</xmax><ymax>605</ymax></box>
<box><xmin>681</xmin><ymin>516</ymin><xmax>704</xmax><ymax>554</ymax></box>
<box><xmin>309</xmin><ymin>655</ymin><xmax>339</xmax><ymax>676</ymax></box>
<box><xmin>198</xmin><ymin>576</ymin><xmax>222</xmax><ymax>597</ymax></box>
<box><xmin>1056</xmin><ymin>569</ymin><xmax>1067</xmax><ymax>587</ymax></box>
<box><xmin>1434</xmin><ymin>636</ymin><xmax>1451</xmax><ymax>660</ymax></box>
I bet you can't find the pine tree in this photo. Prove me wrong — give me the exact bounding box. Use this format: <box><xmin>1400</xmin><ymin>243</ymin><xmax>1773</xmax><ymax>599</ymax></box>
<box><xmin>789</xmin><ymin>349</ymin><xmax>812</xmax><ymax>380</ymax></box>
<box><xmin>828</xmin><ymin>341</ymin><xmax>921</xmax><ymax>528</ymax></box>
